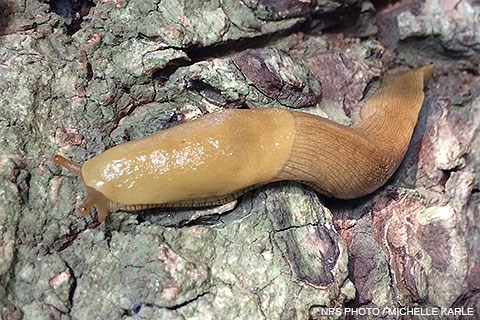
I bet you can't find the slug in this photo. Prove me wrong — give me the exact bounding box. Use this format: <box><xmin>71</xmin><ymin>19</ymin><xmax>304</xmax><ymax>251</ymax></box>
<box><xmin>54</xmin><ymin>65</ymin><xmax>434</xmax><ymax>222</ymax></box>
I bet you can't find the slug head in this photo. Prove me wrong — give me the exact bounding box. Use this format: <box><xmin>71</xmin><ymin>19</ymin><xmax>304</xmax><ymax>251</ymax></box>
<box><xmin>53</xmin><ymin>154</ymin><xmax>114</xmax><ymax>222</ymax></box>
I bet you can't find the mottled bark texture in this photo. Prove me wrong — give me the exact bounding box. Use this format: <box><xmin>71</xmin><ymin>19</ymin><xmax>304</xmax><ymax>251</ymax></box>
<box><xmin>0</xmin><ymin>0</ymin><xmax>479</xmax><ymax>319</ymax></box>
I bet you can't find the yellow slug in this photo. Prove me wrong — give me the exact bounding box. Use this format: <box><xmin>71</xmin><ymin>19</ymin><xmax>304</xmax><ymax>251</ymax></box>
<box><xmin>54</xmin><ymin>65</ymin><xmax>434</xmax><ymax>222</ymax></box>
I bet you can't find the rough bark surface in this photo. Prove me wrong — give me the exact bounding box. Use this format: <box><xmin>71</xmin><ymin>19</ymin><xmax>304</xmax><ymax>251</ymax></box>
<box><xmin>0</xmin><ymin>0</ymin><xmax>479</xmax><ymax>319</ymax></box>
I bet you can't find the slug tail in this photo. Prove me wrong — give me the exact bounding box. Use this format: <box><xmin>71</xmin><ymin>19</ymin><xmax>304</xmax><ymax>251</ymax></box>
<box><xmin>421</xmin><ymin>64</ymin><xmax>435</xmax><ymax>86</ymax></box>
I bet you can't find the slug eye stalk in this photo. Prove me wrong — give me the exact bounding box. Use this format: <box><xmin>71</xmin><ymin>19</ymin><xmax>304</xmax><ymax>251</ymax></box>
<box><xmin>53</xmin><ymin>155</ymin><xmax>82</xmax><ymax>177</ymax></box>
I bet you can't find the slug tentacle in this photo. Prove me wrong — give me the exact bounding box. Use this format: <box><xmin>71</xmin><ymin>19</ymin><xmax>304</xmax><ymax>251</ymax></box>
<box><xmin>54</xmin><ymin>66</ymin><xmax>433</xmax><ymax>222</ymax></box>
<box><xmin>78</xmin><ymin>186</ymin><xmax>115</xmax><ymax>222</ymax></box>
<box><xmin>53</xmin><ymin>155</ymin><xmax>82</xmax><ymax>177</ymax></box>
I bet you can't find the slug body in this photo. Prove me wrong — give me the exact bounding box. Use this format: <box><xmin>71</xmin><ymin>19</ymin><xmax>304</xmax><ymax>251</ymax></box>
<box><xmin>54</xmin><ymin>65</ymin><xmax>434</xmax><ymax>222</ymax></box>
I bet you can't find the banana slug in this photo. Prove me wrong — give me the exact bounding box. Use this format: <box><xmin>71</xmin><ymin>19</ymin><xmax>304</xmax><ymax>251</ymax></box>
<box><xmin>54</xmin><ymin>65</ymin><xmax>434</xmax><ymax>222</ymax></box>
